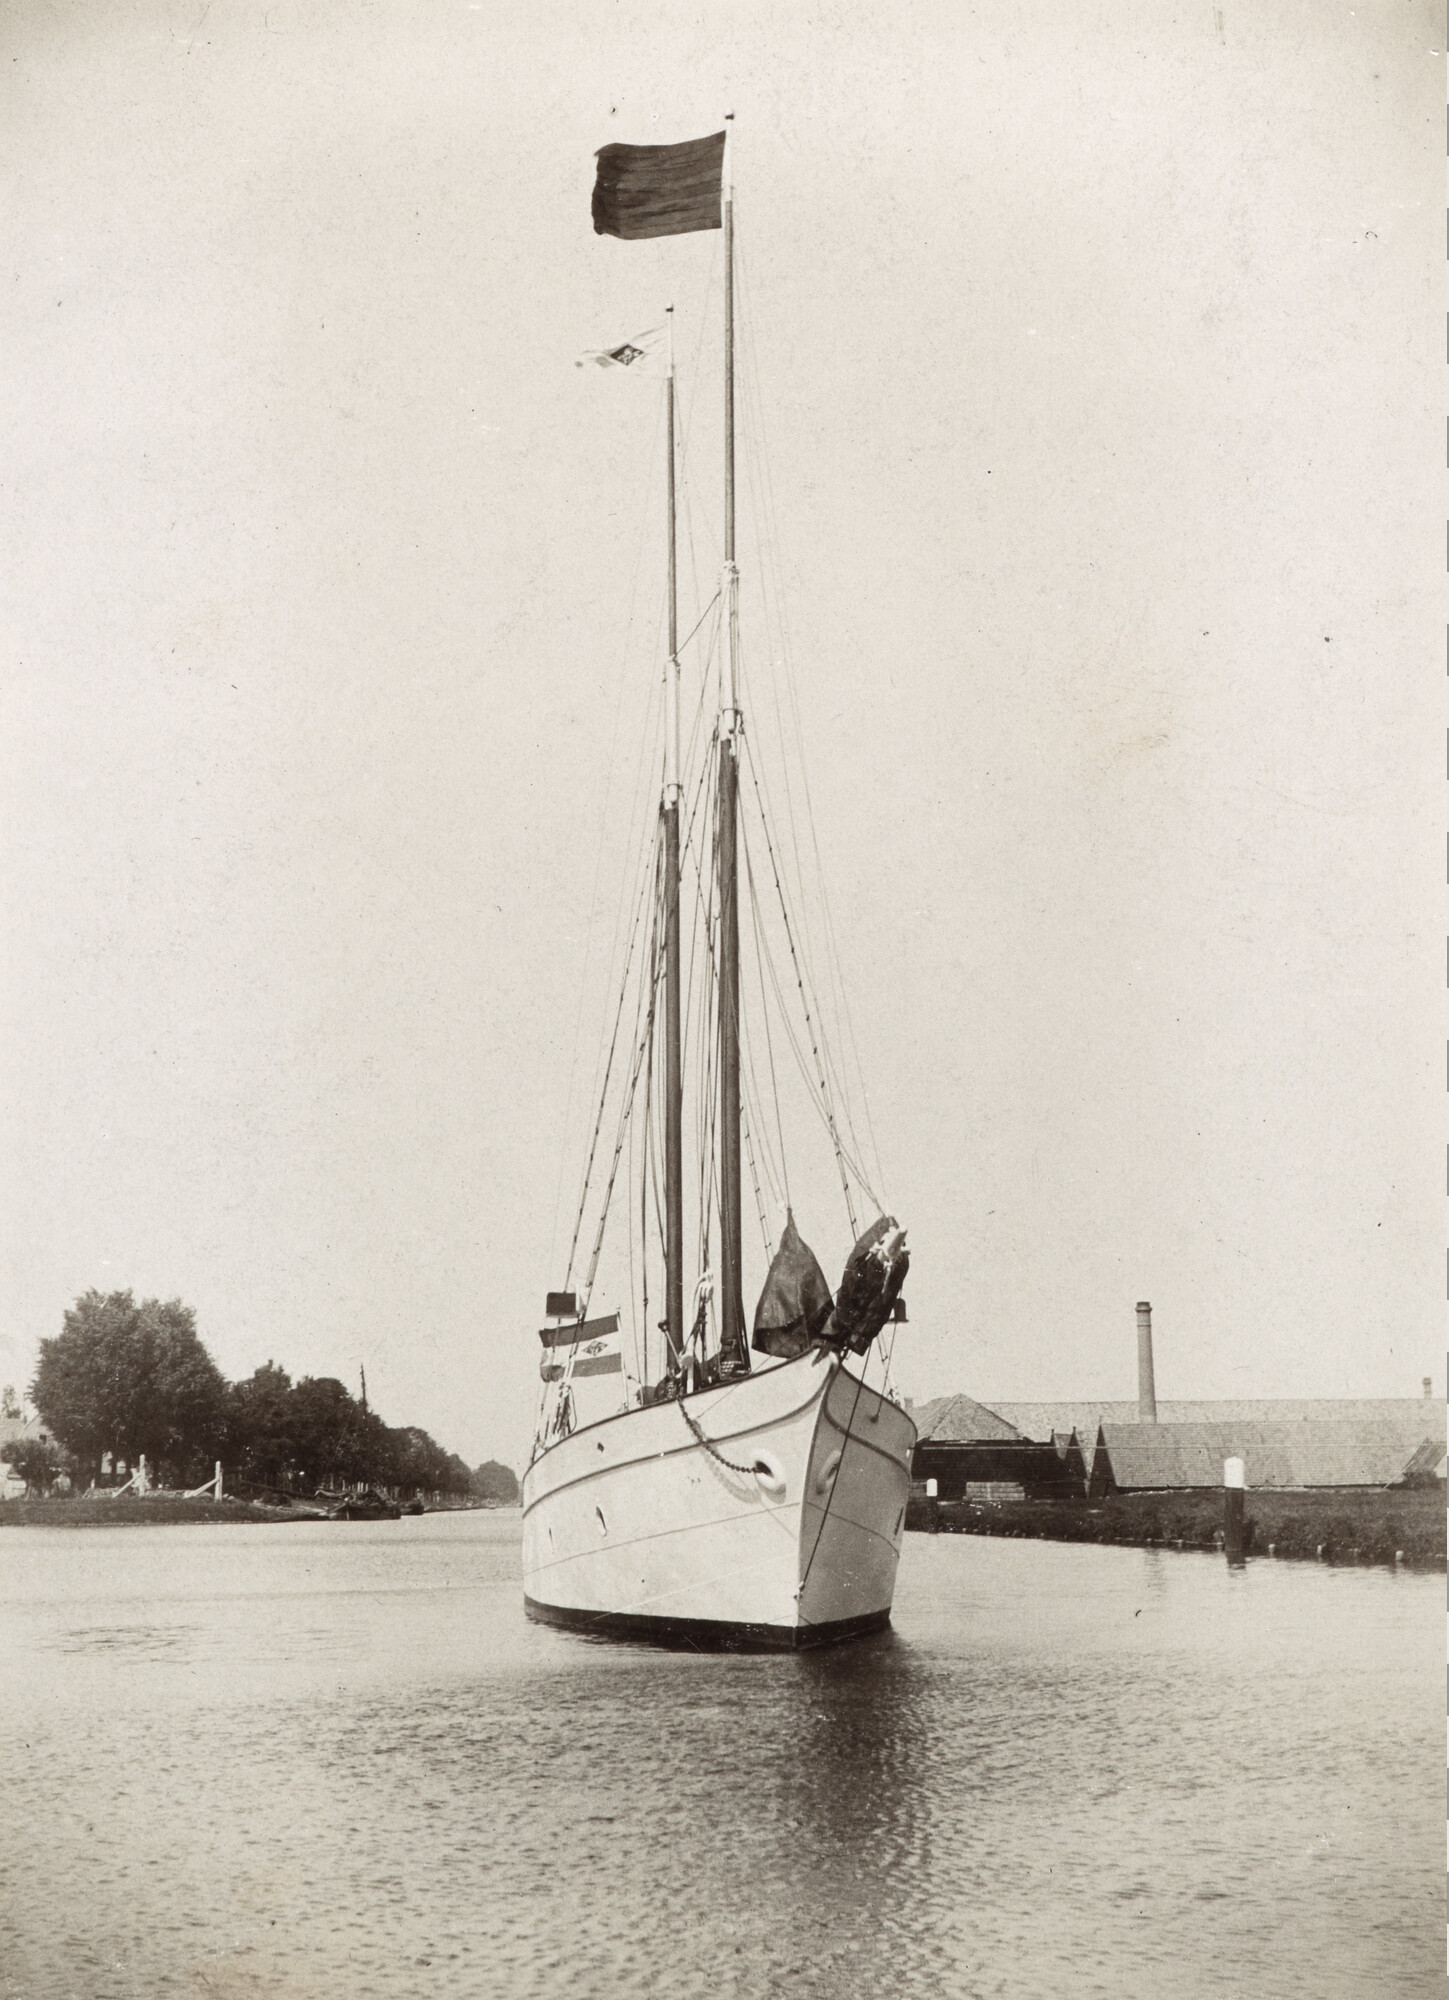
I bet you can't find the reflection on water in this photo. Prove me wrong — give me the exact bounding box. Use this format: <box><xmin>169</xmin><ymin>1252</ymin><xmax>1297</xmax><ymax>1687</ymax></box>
<box><xmin>0</xmin><ymin>1514</ymin><xmax>1439</xmax><ymax>2000</ymax></box>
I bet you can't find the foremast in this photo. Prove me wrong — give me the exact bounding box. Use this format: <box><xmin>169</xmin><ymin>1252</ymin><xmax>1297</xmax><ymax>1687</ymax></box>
<box><xmin>660</xmin><ymin>117</ymin><xmax>745</xmax><ymax>1379</ymax></box>
<box><xmin>716</xmin><ymin>115</ymin><xmax>747</xmax><ymax>1374</ymax></box>
<box><xmin>662</xmin><ymin>306</ymin><xmax>684</xmax><ymax>1372</ymax></box>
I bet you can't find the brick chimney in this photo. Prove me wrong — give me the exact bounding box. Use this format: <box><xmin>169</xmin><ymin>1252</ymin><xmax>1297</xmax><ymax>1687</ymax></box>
<box><xmin>1136</xmin><ymin>1302</ymin><xmax>1158</xmax><ymax>1424</ymax></box>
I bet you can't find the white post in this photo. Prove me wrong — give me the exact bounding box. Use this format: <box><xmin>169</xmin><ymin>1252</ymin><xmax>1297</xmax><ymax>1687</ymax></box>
<box><xmin>215</xmin><ymin>1460</ymin><xmax>224</xmax><ymax>1503</ymax></box>
<box><xmin>137</xmin><ymin>1453</ymin><xmax>149</xmax><ymax>1497</ymax></box>
<box><xmin>1223</xmin><ymin>1456</ymin><xmax>1245</xmax><ymax>1562</ymax></box>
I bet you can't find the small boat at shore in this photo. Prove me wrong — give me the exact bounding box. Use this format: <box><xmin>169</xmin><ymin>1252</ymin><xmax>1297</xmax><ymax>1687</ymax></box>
<box><xmin>522</xmin><ymin>123</ymin><xmax>915</xmax><ymax>1650</ymax></box>
<box><xmin>313</xmin><ymin>1487</ymin><xmax>401</xmax><ymax>1521</ymax></box>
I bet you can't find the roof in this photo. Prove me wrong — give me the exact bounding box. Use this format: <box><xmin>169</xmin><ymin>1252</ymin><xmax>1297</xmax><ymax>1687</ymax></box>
<box><xmin>1401</xmin><ymin>1438</ymin><xmax>1447</xmax><ymax>1482</ymax></box>
<box><xmin>1057</xmin><ymin>1429</ymin><xmax>1097</xmax><ymax>1482</ymax></box>
<box><xmin>986</xmin><ymin>1399</ymin><xmax>1444</xmax><ymax>1442</ymax></box>
<box><xmin>913</xmin><ymin>1395</ymin><xmax>1025</xmax><ymax>1443</ymax></box>
<box><xmin>1094</xmin><ymin>1419</ymin><xmax>1445</xmax><ymax>1491</ymax></box>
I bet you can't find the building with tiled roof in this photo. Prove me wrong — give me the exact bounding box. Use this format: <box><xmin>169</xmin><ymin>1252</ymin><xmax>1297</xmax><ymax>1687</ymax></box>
<box><xmin>987</xmin><ymin>1398</ymin><xmax>1441</xmax><ymax>1441</ymax></box>
<box><xmin>912</xmin><ymin>1394</ymin><xmax>1025</xmax><ymax>1444</ymax></box>
<box><xmin>1088</xmin><ymin>1418</ymin><xmax>1445</xmax><ymax>1495</ymax></box>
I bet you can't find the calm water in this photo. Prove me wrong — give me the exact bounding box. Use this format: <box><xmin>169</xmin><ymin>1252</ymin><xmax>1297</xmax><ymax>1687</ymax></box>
<box><xmin>0</xmin><ymin>1513</ymin><xmax>1439</xmax><ymax>2000</ymax></box>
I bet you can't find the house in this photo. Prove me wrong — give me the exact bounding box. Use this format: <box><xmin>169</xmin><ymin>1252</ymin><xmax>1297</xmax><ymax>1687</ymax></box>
<box><xmin>911</xmin><ymin>1394</ymin><xmax>1085</xmax><ymax>1502</ymax></box>
<box><xmin>0</xmin><ymin>1409</ymin><xmax>60</xmax><ymax>1498</ymax></box>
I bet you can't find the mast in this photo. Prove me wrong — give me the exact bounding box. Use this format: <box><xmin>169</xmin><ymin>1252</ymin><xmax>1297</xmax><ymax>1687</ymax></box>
<box><xmin>663</xmin><ymin>307</ymin><xmax>684</xmax><ymax>1372</ymax></box>
<box><xmin>717</xmin><ymin>114</ymin><xmax>745</xmax><ymax>1371</ymax></box>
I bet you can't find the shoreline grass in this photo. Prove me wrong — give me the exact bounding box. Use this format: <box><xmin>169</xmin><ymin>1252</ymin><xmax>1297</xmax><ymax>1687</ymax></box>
<box><xmin>0</xmin><ymin>1494</ymin><xmax>493</xmax><ymax>1528</ymax></box>
<box><xmin>907</xmin><ymin>1486</ymin><xmax>1445</xmax><ymax>1569</ymax></box>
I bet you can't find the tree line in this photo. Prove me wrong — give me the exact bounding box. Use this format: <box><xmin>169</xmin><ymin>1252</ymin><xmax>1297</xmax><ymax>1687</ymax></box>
<box><xmin>6</xmin><ymin>1290</ymin><xmax>517</xmax><ymax>1504</ymax></box>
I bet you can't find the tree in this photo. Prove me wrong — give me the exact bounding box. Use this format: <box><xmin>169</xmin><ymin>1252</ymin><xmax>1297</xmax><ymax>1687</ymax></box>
<box><xmin>1</xmin><ymin>1385</ymin><xmax>19</xmax><ymax>1420</ymax></box>
<box><xmin>287</xmin><ymin>1376</ymin><xmax>370</xmax><ymax>1490</ymax></box>
<box><xmin>227</xmin><ymin>1362</ymin><xmax>296</xmax><ymax>1487</ymax></box>
<box><xmin>1</xmin><ymin>1434</ymin><xmax>69</xmax><ymax>1497</ymax></box>
<box><xmin>32</xmin><ymin>1291</ymin><xmax>228</xmax><ymax>1484</ymax></box>
<box><xmin>472</xmin><ymin>1460</ymin><xmax>520</xmax><ymax>1505</ymax></box>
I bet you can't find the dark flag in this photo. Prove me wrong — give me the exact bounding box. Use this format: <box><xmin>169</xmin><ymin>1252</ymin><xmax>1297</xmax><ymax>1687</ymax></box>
<box><xmin>592</xmin><ymin>131</ymin><xmax>725</xmax><ymax>240</ymax></box>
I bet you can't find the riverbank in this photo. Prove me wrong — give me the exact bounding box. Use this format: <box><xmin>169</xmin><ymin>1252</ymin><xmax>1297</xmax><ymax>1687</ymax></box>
<box><xmin>907</xmin><ymin>1487</ymin><xmax>1445</xmax><ymax>1568</ymax></box>
<box><xmin>0</xmin><ymin>1494</ymin><xmax>319</xmax><ymax>1528</ymax></box>
<box><xmin>0</xmin><ymin>1495</ymin><xmax>494</xmax><ymax>1528</ymax></box>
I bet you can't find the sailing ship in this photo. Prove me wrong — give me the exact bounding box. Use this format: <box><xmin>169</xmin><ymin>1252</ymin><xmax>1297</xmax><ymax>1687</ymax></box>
<box><xmin>521</xmin><ymin>123</ymin><xmax>916</xmax><ymax>1650</ymax></box>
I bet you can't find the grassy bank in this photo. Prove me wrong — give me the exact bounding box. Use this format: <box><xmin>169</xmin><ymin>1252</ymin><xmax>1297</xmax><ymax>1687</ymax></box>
<box><xmin>908</xmin><ymin>1487</ymin><xmax>1445</xmax><ymax>1569</ymax></box>
<box><xmin>0</xmin><ymin>1493</ymin><xmax>496</xmax><ymax>1528</ymax></box>
<box><xmin>0</xmin><ymin>1494</ymin><xmax>322</xmax><ymax>1528</ymax></box>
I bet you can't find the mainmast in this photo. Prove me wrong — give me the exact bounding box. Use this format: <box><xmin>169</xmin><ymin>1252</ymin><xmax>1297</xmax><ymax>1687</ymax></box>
<box><xmin>717</xmin><ymin>114</ymin><xmax>746</xmax><ymax>1372</ymax></box>
<box><xmin>662</xmin><ymin>307</ymin><xmax>684</xmax><ymax>1372</ymax></box>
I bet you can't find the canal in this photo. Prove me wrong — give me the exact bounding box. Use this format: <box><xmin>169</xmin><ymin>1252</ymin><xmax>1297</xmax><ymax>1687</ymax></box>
<box><xmin>0</xmin><ymin>1511</ymin><xmax>1438</xmax><ymax>1998</ymax></box>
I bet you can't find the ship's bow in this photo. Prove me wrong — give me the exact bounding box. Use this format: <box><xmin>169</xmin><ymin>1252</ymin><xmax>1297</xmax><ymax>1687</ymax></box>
<box><xmin>794</xmin><ymin>1361</ymin><xmax>916</xmax><ymax>1641</ymax></box>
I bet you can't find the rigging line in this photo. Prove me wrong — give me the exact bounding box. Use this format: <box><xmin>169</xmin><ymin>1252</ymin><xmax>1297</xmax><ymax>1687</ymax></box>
<box><xmin>565</xmin><ymin>797</ymin><xmax>662</xmax><ymax>1299</ymax></box>
<box><xmin>732</xmin><ymin>918</ymin><xmax>781</xmax><ymax>1253</ymax></box>
<box><xmin>736</xmin><ymin>252</ymin><xmax>886</xmax><ymax>1198</ymax></box>
<box><xmin>577</xmin><ymin>461</ymin><xmax>672</xmax><ymax>1152</ymax></box>
<box><xmin>881</xmin><ymin>1323</ymin><xmax>899</xmax><ymax>1401</ymax></box>
<box><xmin>606</xmin><ymin>848</ymin><xmax>663</xmax><ymax>1332</ymax></box>
<box><xmin>626</xmin><ymin>1066</ymin><xmax>639</xmax><ymax>1383</ymax></box>
<box><xmin>673</xmin><ymin>591</ymin><xmax>719</xmax><ymax>813</ymax></box>
<box><xmin>747</xmin><ymin>853</ymin><xmax>789</xmax><ymax>1207</ymax></box>
<box><xmin>678</xmin><ymin>721</ymin><xmax>718</xmax><ymax>1112</ymax></box>
<box><xmin>695</xmin><ymin>795</ymin><xmax>721</xmax><ymax>1281</ymax></box>
<box><xmin>635</xmin><ymin>876</ymin><xmax>664</xmax><ymax>1389</ymax></box>
<box><xmin>737</xmin><ymin>987</ymin><xmax>785</xmax><ymax>1217</ymax></box>
<box><xmin>741</xmin><ymin>734</ymin><xmax>870</xmax><ymax>1228</ymax></box>
<box><xmin>739</xmin><ymin>1086</ymin><xmax>772</xmax><ymax>1266</ymax></box>
<box><xmin>737</xmin><ymin>802</ymin><xmax>791</xmax><ymax>1208</ymax></box>
<box><xmin>565</xmin><ymin>632</ymin><xmax>669</xmax><ymax>1289</ymax></box>
<box><xmin>682</xmin><ymin>729</ymin><xmax>763</xmax><ymax>1287</ymax></box>
<box><xmin>564</xmin><ymin>810</ymin><xmax>663</xmax><ymax>1291</ymax></box>
<box><xmin>645</xmin><ymin>1065</ymin><xmax>665</xmax><ymax>1385</ymax></box>
<box><xmin>548</xmin><ymin>382</ymin><xmax>669</xmax><ymax>1275</ymax></box>
<box><xmin>737</xmin><ymin>678</ymin><xmax>880</xmax><ymax>1208</ymax></box>
<box><xmin>676</xmin><ymin>590</ymin><xmax>721</xmax><ymax>661</ymax></box>
<box><xmin>741</xmin><ymin>802</ymin><xmax>880</xmax><ymax>1204</ymax></box>
<box><xmin>581</xmin><ymin>847</ymin><xmax>665</xmax><ymax>1312</ymax></box>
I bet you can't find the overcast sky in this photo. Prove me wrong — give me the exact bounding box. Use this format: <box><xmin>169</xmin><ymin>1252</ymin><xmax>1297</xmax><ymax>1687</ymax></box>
<box><xmin>1</xmin><ymin>0</ymin><xmax>1439</xmax><ymax>1469</ymax></box>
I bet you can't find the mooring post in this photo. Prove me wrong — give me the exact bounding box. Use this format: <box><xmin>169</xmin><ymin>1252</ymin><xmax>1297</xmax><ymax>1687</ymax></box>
<box><xmin>1223</xmin><ymin>1456</ymin><xmax>1245</xmax><ymax>1565</ymax></box>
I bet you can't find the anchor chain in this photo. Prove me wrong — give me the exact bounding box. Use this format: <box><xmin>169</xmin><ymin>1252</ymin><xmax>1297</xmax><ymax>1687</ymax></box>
<box><xmin>675</xmin><ymin>1393</ymin><xmax>762</xmax><ymax>1476</ymax></box>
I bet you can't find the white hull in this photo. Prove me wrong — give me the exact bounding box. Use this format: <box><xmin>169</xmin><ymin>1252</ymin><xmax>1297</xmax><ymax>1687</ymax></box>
<box><xmin>521</xmin><ymin>1347</ymin><xmax>916</xmax><ymax>1649</ymax></box>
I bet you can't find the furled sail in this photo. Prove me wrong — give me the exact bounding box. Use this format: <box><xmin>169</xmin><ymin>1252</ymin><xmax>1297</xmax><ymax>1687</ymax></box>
<box><xmin>752</xmin><ymin>1213</ymin><xmax>834</xmax><ymax>1360</ymax></box>
<box><xmin>823</xmin><ymin>1217</ymin><xmax>909</xmax><ymax>1355</ymax></box>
